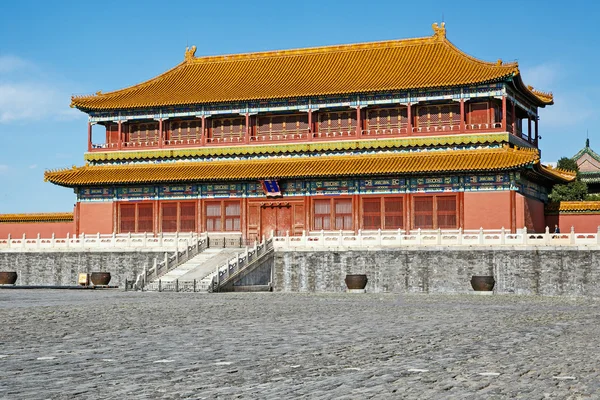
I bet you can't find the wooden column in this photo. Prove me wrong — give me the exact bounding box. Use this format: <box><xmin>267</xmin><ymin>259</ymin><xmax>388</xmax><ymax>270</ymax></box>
<box><xmin>117</xmin><ymin>121</ymin><xmax>123</xmax><ymax>150</ymax></box>
<box><xmin>534</xmin><ymin>118</ymin><xmax>539</xmax><ymax>147</ymax></box>
<box><xmin>307</xmin><ymin>109</ymin><xmax>313</xmax><ymax>141</ymax></box>
<box><xmin>501</xmin><ymin>96</ymin><xmax>507</xmax><ymax>132</ymax></box>
<box><xmin>158</xmin><ymin>119</ymin><xmax>163</xmax><ymax>148</ymax></box>
<box><xmin>406</xmin><ymin>103</ymin><xmax>412</xmax><ymax>135</ymax></box>
<box><xmin>244</xmin><ymin>113</ymin><xmax>250</xmax><ymax>144</ymax></box>
<box><xmin>355</xmin><ymin>106</ymin><xmax>361</xmax><ymax>137</ymax></box>
<box><xmin>511</xmin><ymin>101</ymin><xmax>516</xmax><ymax>135</ymax></box>
<box><xmin>201</xmin><ymin>116</ymin><xmax>206</xmax><ymax>146</ymax></box>
<box><xmin>459</xmin><ymin>99</ymin><xmax>465</xmax><ymax>132</ymax></box>
<box><xmin>87</xmin><ymin>122</ymin><xmax>93</xmax><ymax>152</ymax></box>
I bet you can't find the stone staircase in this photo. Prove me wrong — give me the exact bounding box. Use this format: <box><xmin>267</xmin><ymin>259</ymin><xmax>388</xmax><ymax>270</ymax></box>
<box><xmin>145</xmin><ymin>248</ymin><xmax>242</xmax><ymax>292</ymax></box>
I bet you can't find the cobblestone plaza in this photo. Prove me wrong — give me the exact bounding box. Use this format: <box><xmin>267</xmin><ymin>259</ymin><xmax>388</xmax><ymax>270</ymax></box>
<box><xmin>1</xmin><ymin>291</ymin><xmax>599</xmax><ymax>399</ymax></box>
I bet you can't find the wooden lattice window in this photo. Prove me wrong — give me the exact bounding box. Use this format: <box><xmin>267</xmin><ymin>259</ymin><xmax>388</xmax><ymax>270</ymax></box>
<box><xmin>137</xmin><ymin>204</ymin><xmax>154</xmax><ymax>232</ymax></box>
<box><xmin>119</xmin><ymin>204</ymin><xmax>136</xmax><ymax>233</ymax></box>
<box><xmin>362</xmin><ymin>199</ymin><xmax>381</xmax><ymax>230</ymax></box>
<box><xmin>161</xmin><ymin>203</ymin><xmax>178</xmax><ymax>233</ymax></box>
<box><xmin>224</xmin><ymin>201</ymin><xmax>241</xmax><ymax>231</ymax></box>
<box><xmin>468</xmin><ymin>102</ymin><xmax>489</xmax><ymax>125</ymax></box>
<box><xmin>206</xmin><ymin>202</ymin><xmax>222</xmax><ymax>232</ymax></box>
<box><xmin>334</xmin><ymin>199</ymin><xmax>352</xmax><ymax>230</ymax></box>
<box><xmin>436</xmin><ymin>196</ymin><xmax>457</xmax><ymax>229</ymax></box>
<box><xmin>205</xmin><ymin>200</ymin><xmax>241</xmax><ymax>232</ymax></box>
<box><xmin>128</xmin><ymin>122</ymin><xmax>159</xmax><ymax>143</ymax></box>
<box><xmin>211</xmin><ymin>117</ymin><xmax>245</xmax><ymax>141</ymax></box>
<box><xmin>413</xmin><ymin>196</ymin><xmax>434</xmax><ymax>229</ymax></box>
<box><xmin>257</xmin><ymin>114</ymin><xmax>309</xmax><ymax>136</ymax></box>
<box><xmin>367</xmin><ymin>107</ymin><xmax>408</xmax><ymax>131</ymax></box>
<box><xmin>416</xmin><ymin>104</ymin><xmax>460</xmax><ymax>128</ymax></box>
<box><xmin>313</xmin><ymin>200</ymin><xmax>331</xmax><ymax>230</ymax></box>
<box><xmin>170</xmin><ymin>120</ymin><xmax>202</xmax><ymax>141</ymax></box>
<box><xmin>318</xmin><ymin>111</ymin><xmax>356</xmax><ymax>134</ymax></box>
<box><xmin>179</xmin><ymin>203</ymin><xmax>197</xmax><ymax>232</ymax></box>
<box><xmin>384</xmin><ymin>198</ymin><xmax>403</xmax><ymax>229</ymax></box>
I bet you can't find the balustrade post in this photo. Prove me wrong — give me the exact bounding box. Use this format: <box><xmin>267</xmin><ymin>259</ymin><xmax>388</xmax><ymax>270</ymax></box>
<box><xmin>22</xmin><ymin>233</ymin><xmax>26</xmax><ymax>249</ymax></box>
<box><xmin>320</xmin><ymin>229</ymin><xmax>325</xmax><ymax>248</ymax></box>
<box><xmin>544</xmin><ymin>226</ymin><xmax>550</xmax><ymax>244</ymax></box>
<box><xmin>396</xmin><ymin>228</ymin><xmax>401</xmax><ymax>246</ymax></box>
<box><xmin>286</xmin><ymin>230</ymin><xmax>290</xmax><ymax>247</ymax></box>
<box><xmin>417</xmin><ymin>228</ymin><xmax>422</xmax><ymax>245</ymax></box>
<box><xmin>37</xmin><ymin>233</ymin><xmax>41</xmax><ymax>249</ymax></box>
<box><xmin>301</xmin><ymin>230</ymin><xmax>306</xmax><ymax>246</ymax></box>
<box><xmin>522</xmin><ymin>227</ymin><xmax>528</xmax><ymax>245</ymax></box>
<box><xmin>66</xmin><ymin>233</ymin><xmax>70</xmax><ymax>249</ymax></box>
<box><xmin>570</xmin><ymin>226</ymin><xmax>575</xmax><ymax>245</ymax></box>
<box><xmin>357</xmin><ymin>229</ymin><xmax>363</xmax><ymax>246</ymax></box>
<box><xmin>158</xmin><ymin>279</ymin><xmax>162</xmax><ymax>292</ymax></box>
<box><xmin>176</xmin><ymin>279</ymin><xmax>179</xmax><ymax>292</ymax></box>
<box><xmin>152</xmin><ymin>258</ymin><xmax>157</xmax><ymax>281</ymax></box>
<box><xmin>143</xmin><ymin>231</ymin><xmax>148</xmax><ymax>248</ymax></box>
<box><xmin>377</xmin><ymin>228</ymin><xmax>382</xmax><ymax>246</ymax></box>
<box><xmin>457</xmin><ymin>227</ymin><xmax>463</xmax><ymax>245</ymax></box>
<box><xmin>7</xmin><ymin>233</ymin><xmax>11</xmax><ymax>249</ymax></box>
<box><xmin>81</xmin><ymin>232</ymin><xmax>85</xmax><ymax>248</ymax></box>
<box><xmin>597</xmin><ymin>226</ymin><xmax>600</xmax><ymax>245</ymax></box>
<box><xmin>164</xmin><ymin>252</ymin><xmax>169</xmax><ymax>271</ymax></box>
<box><xmin>500</xmin><ymin>227</ymin><xmax>505</xmax><ymax>245</ymax></box>
<box><xmin>437</xmin><ymin>228</ymin><xmax>442</xmax><ymax>245</ymax></box>
<box><xmin>478</xmin><ymin>227</ymin><xmax>484</xmax><ymax>245</ymax></box>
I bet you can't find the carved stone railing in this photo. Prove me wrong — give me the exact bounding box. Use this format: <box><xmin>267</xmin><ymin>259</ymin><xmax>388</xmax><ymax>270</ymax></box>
<box><xmin>0</xmin><ymin>232</ymin><xmax>199</xmax><ymax>250</ymax></box>
<box><xmin>273</xmin><ymin>226</ymin><xmax>600</xmax><ymax>249</ymax></box>
<box><xmin>134</xmin><ymin>233</ymin><xmax>209</xmax><ymax>289</ymax></box>
<box><xmin>210</xmin><ymin>237</ymin><xmax>274</xmax><ymax>293</ymax></box>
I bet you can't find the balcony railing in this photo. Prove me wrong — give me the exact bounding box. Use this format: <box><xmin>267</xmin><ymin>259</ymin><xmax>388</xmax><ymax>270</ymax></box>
<box><xmin>88</xmin><ymin>122</ymin><xmax>520</xmax><ymax>153</ymax></box>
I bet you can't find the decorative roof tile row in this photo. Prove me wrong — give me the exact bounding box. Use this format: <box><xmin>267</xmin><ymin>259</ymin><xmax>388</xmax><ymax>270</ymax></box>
<box><xmin>71</xmin><ymin>24</ymin><xmax>551</xmax><ymax>111</ymax></box>
<box><xmin>0</xmin><ymin>212</ymin><xmax>74</xmax><ymax>223</ymax></box>
<box><xmin>546</xmin><ymin>201</ymin><xmax>600</xmax><ymax>214</ymax></box>
<box><xmin>46</xmin><ymin>147</ymin><xmax>544</xmax><ymax>187</ymax></box>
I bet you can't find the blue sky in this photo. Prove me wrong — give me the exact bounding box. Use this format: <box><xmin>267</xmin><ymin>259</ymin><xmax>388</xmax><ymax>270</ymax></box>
<box><xmin>0</xmin><ymin>0</ymin><xmax>598</xmax><ymax>213</ymax></box>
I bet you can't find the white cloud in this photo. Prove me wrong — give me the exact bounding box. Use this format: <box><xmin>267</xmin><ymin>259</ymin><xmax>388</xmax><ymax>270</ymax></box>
<box><xmin>520</xmin><ymin>63</ymin><xmax>560</xmax><ymax>89</ymax></box>
<box><xmin>0</xmin><ymin>55</ymin><xmax>82</xmax><ymax>124</ymax></box>
<box><xmin>28</xmin><ymin>164</ymin><xmax>37</xmax><ymax>169</ymax></box>
<box><xmin>0</xmin><ymin>55</ymin><xmax>34</xmax><ymax>74</ymax></box>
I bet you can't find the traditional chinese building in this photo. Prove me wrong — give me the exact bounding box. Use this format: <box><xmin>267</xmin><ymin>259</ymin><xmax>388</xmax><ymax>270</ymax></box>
<box><xmin>573</xmin><ymin>139</ymin><xmax>600</xmax><ymax>194</ymax></box>
<box><xmin>43</xmin><ymin>23</ymin><xmax>574</xmax><ymax>239</ymax></box>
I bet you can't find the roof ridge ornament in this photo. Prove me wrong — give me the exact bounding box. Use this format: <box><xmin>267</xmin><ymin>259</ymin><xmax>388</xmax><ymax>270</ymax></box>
<box><xmin>432</xmin><ymin>22</ymin><xmax>446</xmax><ymax>40</ymax></box>
<box><xmin>185</xmin><ymin>45</ymin><xmax>197</xmax><ymax>61</ymax></box>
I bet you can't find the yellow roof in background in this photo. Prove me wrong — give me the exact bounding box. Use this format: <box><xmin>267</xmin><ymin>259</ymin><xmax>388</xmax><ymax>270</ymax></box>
<box><xmin>71</xmin><ymin>23</ymin><xmax>552</xmax><ymax>111</ymax></box>
<box><xmin>45</xmin><ymin>146</ymin><xmax>549</xmax><ymax>187</ymax></box>
<box><xmin>0</xmin><ymin>212</ymin><xmax>74</xmax><ymax>223</ymax></box>
<box><xmin>546</xmin><ymin>201</ymin><xmax>600</xmax><ymax>214</ymax></box>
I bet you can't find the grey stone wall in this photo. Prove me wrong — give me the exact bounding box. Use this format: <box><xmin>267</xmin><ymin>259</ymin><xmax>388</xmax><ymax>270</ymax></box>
<box><xmin>0</xmin><ymin>251</ymin><xmax>167</xmax><ymax>287</ymax></box>
<box><xmin>273</xmin><ymin>247</ymin><xmax>600</xmax><ymax>296</ymax></box>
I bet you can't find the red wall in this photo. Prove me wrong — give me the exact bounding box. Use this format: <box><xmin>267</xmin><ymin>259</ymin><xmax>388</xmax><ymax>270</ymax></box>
<box><xmin>463</xmin><ymin>191</ymin><xmax>512</xmax><ymax>230</ymax></box>
<box><xmin>78</xmin><ymin>202</ymin><xmax>115</xmax><ymax>234</ymax></box>
<box><xmin>516</xmin><ymin>194</ymin><xmax>546</xmax><ymax>233</ymax></box>
<box><xmin>547</xmin><ymin>214</ymin><xmax>600</xmax><ymax>233</ymax></box>
<box><xmin>0</xmin><ymin>221</ymin><xmax>75</xmax><ymax>238</ymax></box>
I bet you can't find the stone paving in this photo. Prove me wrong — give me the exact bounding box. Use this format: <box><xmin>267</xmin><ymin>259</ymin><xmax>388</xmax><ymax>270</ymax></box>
<box><xmin>0</xmin><ymin>291</ymin><xmax>599</xmax><ymax>399</ymax></box>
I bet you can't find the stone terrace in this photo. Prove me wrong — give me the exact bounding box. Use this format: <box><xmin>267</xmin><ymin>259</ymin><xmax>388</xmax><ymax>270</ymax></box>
<box><xmin>1</xmin><ymin>291</ymin><xmax>599</xmax><ymax>399</ymax></box>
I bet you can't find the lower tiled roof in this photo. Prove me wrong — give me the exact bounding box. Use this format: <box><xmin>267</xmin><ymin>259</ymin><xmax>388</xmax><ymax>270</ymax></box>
<box><xmin>546</xmin><ymin>201</ymin><xmax>600</xmax><ymax>214</ymax></box>
<box><xmin>45</xmin><ymin>147</ymin><xmax>546</xmax><ymax>188</ymax></box>
<box><xmin>0</xmin><ymin>212</ymin><xmax>74</xmax><ymax>223</ymax></box>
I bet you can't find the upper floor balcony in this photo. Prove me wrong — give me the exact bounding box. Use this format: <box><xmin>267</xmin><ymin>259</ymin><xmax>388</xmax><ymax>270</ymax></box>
<box><xmin>87</xmin><ymin>97</ymin><xmax>538</xmax><ymax>153</ymax></box>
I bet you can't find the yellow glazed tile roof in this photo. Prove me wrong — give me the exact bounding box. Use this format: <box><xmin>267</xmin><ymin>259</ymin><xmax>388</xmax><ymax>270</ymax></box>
<box><xmin>546</xmin><ymin>201</ymin><xmax>600</xmax><ymax>214</ymax></box>
<box><xmin>71</xmin><ymin>23</ymin><xmax>553</xmax><ymax>110</ymax></box>
<box><xmin>46</xmin><ymin>147</ymin><xmax>543</xmax><ymax>187</ymax></box>
<box><xmin>0</xmin><ymin>212</ymin><xmax>74</xmax><ymax>223</ymax></box>
<box><xmin>84</xmin><ymin>133</ymin><xmax>511</xmax><ymax>162</ymax></box>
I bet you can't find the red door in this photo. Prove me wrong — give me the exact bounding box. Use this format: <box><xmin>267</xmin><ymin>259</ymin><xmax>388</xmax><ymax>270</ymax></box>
<box><xmin>260</xmin><ymin>205</ymin><xmax>292</xmax><ymax>239</ymax></box>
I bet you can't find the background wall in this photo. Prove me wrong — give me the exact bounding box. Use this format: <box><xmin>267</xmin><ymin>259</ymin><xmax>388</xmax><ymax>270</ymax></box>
<box><xmin>273</xmin><ymin>248</ymin><xmax>600</xmax><ymax>296</ymax></box>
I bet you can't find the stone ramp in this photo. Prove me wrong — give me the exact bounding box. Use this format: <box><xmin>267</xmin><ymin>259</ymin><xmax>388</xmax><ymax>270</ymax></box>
<box><xmin>155</xmin><ymin>248</ymin><xmax>243</xmax><ymax>283</ymax></box>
